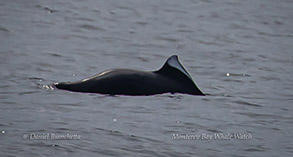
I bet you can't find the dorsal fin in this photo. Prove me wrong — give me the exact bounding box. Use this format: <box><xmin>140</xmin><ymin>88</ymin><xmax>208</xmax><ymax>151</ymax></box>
<box><xmin>156</xmin><ymin>55</ymin><xmax>205</xmax><ymax>95</ymax></box>
<box><xmin>157</xmin><ymin>55</ymin><xmax>193</xmax><ymax>80</ymax></box>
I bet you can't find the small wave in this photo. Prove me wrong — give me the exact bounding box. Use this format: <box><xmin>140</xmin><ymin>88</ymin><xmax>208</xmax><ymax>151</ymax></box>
<box><xmin>0</xmin><ymin>26</ymin><xmax>9</xmax><ymax>32</ymax></box>
<box><xmin>225</xmin><ymin>72</ymin><xmax>251</xmax><ymax>77</ymax></box>
<box><xmin>28</xmin><ymin>77</ymin><xmax>44</xmax><ymax>81</ymax></box>
<box><xmin>223</xmin><ymin>79</ymin><xmax>243</xmax><ymax>83</ymax></box>
<box><xmin>79</xmin><ymin>24</ymin><xmax>105</xmax><ymax>31</ymax></box>
<box><xmin>233</xmin><ymin>100</ymin><xmax>262</xmax><ymax>107</ymax></box>
<box><xmin>35</xmin><ymin>5</ymin><xmax>57</xmax><ymax>13</ymax></box>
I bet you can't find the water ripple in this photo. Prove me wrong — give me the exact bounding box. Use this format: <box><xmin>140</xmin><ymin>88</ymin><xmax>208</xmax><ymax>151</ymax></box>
<box><xmin>232</xmin><ymin>100</ymin><xmax>262</xmax><ymax>107</ymax></box>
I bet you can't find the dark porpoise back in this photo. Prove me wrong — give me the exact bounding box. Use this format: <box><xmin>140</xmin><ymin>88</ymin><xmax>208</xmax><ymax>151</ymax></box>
<box><xmin>54</xmin><ymin>55</ymin><xmax>205</xmax><ymax>96</ymax></box>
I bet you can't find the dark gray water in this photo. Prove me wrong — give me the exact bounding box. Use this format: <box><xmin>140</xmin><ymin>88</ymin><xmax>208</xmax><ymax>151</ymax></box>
<box><xmin>0</xmin><ymin>0</ymin><xmax>292</xmax><ymax>156</ymax></box>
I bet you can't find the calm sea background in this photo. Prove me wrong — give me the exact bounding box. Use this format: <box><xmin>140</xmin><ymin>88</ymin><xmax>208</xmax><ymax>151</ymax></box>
<box><xmin>0</xmin><ymin>0</ymin><xmax>292</xmax><ymax>156</ymax></box>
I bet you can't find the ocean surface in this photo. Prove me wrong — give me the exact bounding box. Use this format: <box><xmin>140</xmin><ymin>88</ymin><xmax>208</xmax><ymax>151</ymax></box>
<box><xmin>0</xmin><ymin>0</ymin><xmax>292</xmax><ymax>156</ymax></box>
